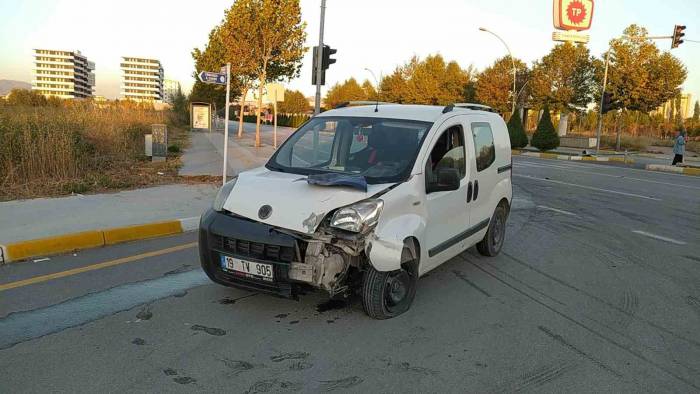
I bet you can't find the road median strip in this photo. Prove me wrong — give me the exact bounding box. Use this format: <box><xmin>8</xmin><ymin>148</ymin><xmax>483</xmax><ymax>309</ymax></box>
<box><xmin>0</xmin><ymin>217</ymin><xmax>199</xmax><ymax>264</ymax></box>
<box><xmin>513</xmin><ymin>149</ymin><xmax>632</xmax><ymax>163</ymax></box>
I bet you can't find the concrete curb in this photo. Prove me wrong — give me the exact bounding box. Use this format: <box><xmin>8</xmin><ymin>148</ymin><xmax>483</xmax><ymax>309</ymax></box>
<box><xmin>512</xmin><ymin>149</ymin><xmax>632</xmax><ymax>163</ymax></box>
<box><xmin>0</xmin><ymin>217</ymin><xmax>199</xmax><ymax>264</ymax></box>
<box><xmin>645</xmin><ymin>164</ymin><xmax>700</xmax><ymax>176</ymax></box>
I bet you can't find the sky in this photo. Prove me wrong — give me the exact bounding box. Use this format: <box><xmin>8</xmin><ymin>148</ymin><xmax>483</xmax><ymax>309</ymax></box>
<box><xmin>1</xmin><ymin>0</ymin><xmax>699</xmax><ymax>107</ymax></box>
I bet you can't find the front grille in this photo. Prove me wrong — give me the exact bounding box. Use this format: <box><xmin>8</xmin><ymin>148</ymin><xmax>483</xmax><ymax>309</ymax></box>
<box><xmin>212</xmin><ymin>235</ymin><xmax>295</xmax><ymax>263</ymax></box>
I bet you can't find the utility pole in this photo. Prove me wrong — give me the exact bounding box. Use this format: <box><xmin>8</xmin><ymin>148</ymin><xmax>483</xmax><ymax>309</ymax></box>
<box><xmin>314</xmin><ymin>0</ymin><xmax>326</xmax><ymax>115</ymax></box>
<box><xmin>595</xmin><ymin>51</ymin><xmax>610</xmax><ymax>154</ymax></box>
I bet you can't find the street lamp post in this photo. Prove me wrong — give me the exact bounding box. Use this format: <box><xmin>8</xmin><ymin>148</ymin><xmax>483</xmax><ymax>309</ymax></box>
<box><xmin>364</xmin><ymin>68</ymin><xmax>381</xmax><ymax>110</ymax></box>
<box><xmin>479</xmin><ymin>27</ymin><xmax>516</xmax><ymax>115</ymax></box>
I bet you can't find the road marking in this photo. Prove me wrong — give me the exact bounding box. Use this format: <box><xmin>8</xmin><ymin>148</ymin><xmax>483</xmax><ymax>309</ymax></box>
<box><xmin>515</xmin><ymin>156</ymin><xmax>697</xmax><ymax>179</ymax></box>
<box><xmin>0</xmin><ymin>242</ymin><xmax>197</xmax><ymax>292</ymax></box>
<box><xmin>536</xmin><ymin>205</ymin><xmax>580</xmax><ymax>217</ymax></box>
<box><xmin>632</xmin><ymin>231</ymin><xmax>686</xmax><ymax>245</ymax></box>
<box><xmin>515</xmin><ymin>160</ymin><xmax>700</xmax><ymax>190</ymax></box>
<box><xmin>513</xmin><ymin>174</ymin><xmax>661</xmax><ymax>201</ymax></box>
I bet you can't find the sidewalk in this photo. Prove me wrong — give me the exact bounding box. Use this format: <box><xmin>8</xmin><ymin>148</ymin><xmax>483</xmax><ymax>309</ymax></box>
<box><xmin>179</xmin><ymin>122</ymin><xmax>295</xmax><ymax>177</ymax></box>
<box><xmin>0</xmin><ymin>184</ymin><xmax>217</xmax><ymax>245</ymax></box>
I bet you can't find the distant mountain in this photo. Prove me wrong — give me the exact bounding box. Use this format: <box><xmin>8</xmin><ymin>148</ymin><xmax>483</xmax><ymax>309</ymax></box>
<box><xmin>0</xmin><ymin>80</ymin><xmax>31</xmax><ymax>95</ymax></box>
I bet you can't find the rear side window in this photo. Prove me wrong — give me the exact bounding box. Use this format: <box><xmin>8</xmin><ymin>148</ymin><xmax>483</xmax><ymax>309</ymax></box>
<box><xmin>471</xmin><ymin>122</ymin><xmax>495</xmax><ymax>172</ymax></box>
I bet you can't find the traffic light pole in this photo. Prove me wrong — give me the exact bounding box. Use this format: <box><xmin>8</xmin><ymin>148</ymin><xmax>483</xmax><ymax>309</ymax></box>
<box><xmin>314</xmin><ymin>0</ymin><xmax>326</xmax><ymax>115</ymax></box>
<box><xmin>595</xmin><ymin>51</ymin><xmax>610</xmax><ymax>154</ymax></box>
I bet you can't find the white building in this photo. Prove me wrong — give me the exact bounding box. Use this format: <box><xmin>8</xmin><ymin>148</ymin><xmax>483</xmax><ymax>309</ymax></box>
<box><xmin>163</xmin><ymin>79</ymin><xmax>180</xmax><ymax>104</ymax></box>
<box><xmin>32</xmin><ymin>49</ymin><xmax>95</xmax><ymax>99</ymax></box>
<box><xmin>120</xmin><ymin>57</ymin><xmax>164</xmax><ymax>102</ymax></box>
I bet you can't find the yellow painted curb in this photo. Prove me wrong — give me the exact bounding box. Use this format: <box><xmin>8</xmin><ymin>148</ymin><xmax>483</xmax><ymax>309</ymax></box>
<box><xmin>684</xmin><ymin>167</ymin><xmax>700</xmax><ymax>176</ymax></box>
<box><xmin>1</xmin><ymin>219</ymin><xmax>193</xmax><ymax>263</ymax></box>
<box><xmin>541</xmin><ymin>153</ymin><xmax>559</xmax><ymax>159</ymax></box>
<box><xmin>511</xmin><ymin>149</ymin><xmax>522</xmax><ymax>155</ymax></box>
<box><xmin>5</xmin><ymin>231</ymin><xmax>104</xmax><ymax>263</ymax></box>
<box><xmin>103</xmin><ymin>221</ymin><xmax>183</xmax><ymax>245</ymax></box>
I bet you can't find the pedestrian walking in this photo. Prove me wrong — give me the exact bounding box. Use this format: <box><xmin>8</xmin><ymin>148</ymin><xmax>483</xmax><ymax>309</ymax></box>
<box><xmin>672</xmin><ymin>129</ymin><xmax>687</xmax><ymax>166</ymax></box>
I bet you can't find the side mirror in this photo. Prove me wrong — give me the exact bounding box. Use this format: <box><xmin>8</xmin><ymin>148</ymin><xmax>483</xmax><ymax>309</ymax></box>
<box><xmin>427</xmin><ymin>167</ymin><xmax>460</xmax><ymax>193</ymax></box>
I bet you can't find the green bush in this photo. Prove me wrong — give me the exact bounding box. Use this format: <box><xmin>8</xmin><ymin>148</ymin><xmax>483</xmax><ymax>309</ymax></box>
<box><xmin>531</xmin><ymin>105</ymin><xmax>560</xmax><ymax>151</ymax></box>
<box><xmin>507</xmin><ymin>111</ymin><xmax>528</xmax><ymax>148</ymax></box>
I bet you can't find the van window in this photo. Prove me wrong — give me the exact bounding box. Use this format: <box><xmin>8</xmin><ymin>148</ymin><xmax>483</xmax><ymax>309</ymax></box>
<box><xmin>471</xmin><ymin>122</ymin><xmax>495</xmax><ymax>172</ymax></box>
<box><xmin>425</xmin><ymin>125</ymin><xmax>465</xmax><ymax>185</ymax></box>
<box><xmin>289</xmin><ymin>120</ymin><xmax>336</xmax><ymax>167</ymax></box>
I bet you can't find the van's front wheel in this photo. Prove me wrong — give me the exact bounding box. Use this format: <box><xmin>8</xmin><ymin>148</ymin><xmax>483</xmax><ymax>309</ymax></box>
<box><xmin>477</xmin><ymin>204</ymin><xmax>507</xmax><ymax>257</ymax></box>
<box><xmin>362</xmin><ymin>249</ymin><xmax>417</xmax><ymax>319</ymax></box>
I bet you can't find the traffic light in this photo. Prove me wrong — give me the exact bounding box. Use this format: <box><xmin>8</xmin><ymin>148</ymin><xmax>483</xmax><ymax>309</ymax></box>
<box><xmin>671</xmin><ymin>25</ymin><xmax>686</xmax><ymax>49</ymax></box>
<box><xmin>601</xmin><ymin>92</ymin><xmax>613</xmax><ymax>114</ymax></box>
<box><xmin>322</xmin><ymin>45</ymin><xmax>337</xmax><ymax>70</ymax></box>
<box><xmin>312</xmin><ymin>45</ymin><xmax>337</xmax><ymax>86</ymax></box>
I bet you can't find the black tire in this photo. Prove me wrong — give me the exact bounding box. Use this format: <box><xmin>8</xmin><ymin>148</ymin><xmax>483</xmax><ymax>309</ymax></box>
<box><xmin>477</xmin><ymin>204</ymin><xmax>508</xmax><ymax>257</ymax></box>
<box><xmin>362</xmin><ymin>248</ymin><xmax>418</xmax><ymax>319</ymax></box>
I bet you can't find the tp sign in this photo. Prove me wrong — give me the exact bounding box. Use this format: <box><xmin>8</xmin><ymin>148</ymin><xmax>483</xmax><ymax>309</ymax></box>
<box><xmin>198</xmin><ymin>71</ymin><xmax>227</xmax><ymax>85</ymax></box>
<box><xmin>553</xmin><ymin>0</ymin><xmax>594</xmax><ymax>31</ymax></box>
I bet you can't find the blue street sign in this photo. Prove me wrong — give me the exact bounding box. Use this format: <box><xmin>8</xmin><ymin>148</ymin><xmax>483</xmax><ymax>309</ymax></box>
<box><xmin>198</xmin><ymin>71</ymin><xmax>227</xmax><ymax>85</ymax></box>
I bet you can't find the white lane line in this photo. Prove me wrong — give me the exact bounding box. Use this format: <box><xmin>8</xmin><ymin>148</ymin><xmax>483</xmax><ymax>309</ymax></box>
<box><xmin>632</xmin><ymin>230</ymin><xmax>686</xmax><ymax>245</ymax></box>
<box><xmin>514</xmin><ymin>161</ymin><xmax>700</xmax><ymax>190</ymax></box>
<box><xmin>536</xmin><ymin>205</ymin><xmax>580</xmax><ymax>217</ymax></box>
<box><xmin>513</xmin><ymin>174</ymin><xmax>662</xmax><ymax>201</ymax></box>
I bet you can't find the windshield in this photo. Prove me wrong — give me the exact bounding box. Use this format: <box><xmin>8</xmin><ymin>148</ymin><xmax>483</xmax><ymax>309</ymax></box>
<box><xmin>267</xmin><ymin>116</ymin><xmax>432</xmax><ymax>184</ymax></box>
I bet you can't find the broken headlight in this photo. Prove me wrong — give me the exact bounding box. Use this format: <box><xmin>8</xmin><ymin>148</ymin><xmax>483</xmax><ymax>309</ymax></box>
<box><xmin>330</xmin><ymin>199</ymin><xmax>384</xmax><ymax>233</ymax></box>
<box><xmin>212</xmin><ymin>177</ymin><xmax>237</xmax><ymax>212</ymax></box>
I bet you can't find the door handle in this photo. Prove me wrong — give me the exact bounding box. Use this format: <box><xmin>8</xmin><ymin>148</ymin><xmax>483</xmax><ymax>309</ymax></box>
<box><xmin>473</xmin><ymin>180</ymin><xmax>479</xmax><ymax>201</ymax></box>
<box><xmin>466</xmin><ymin>181</ymin><xmax>473</xmax><ymax>203</ymax></box>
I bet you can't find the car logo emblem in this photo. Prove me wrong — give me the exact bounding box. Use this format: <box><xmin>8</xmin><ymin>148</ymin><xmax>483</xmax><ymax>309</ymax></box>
<box><xmin>258</xmin><ymin>205</ymin><xmax>272</xmax><ymax>219</ymax></box>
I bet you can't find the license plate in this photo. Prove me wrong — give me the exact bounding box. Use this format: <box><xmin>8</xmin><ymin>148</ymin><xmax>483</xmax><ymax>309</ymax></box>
<box><xmin>220</xmin><ymin>255</ymin><xmax>274</xmax><ymax>281</ymax></box>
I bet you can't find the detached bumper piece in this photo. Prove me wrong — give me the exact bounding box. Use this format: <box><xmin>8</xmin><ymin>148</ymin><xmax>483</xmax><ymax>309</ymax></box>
<box><xmin>199</xmin><ymin>209</ymin><xmax>300</xmax><ymax>298</ymax></box>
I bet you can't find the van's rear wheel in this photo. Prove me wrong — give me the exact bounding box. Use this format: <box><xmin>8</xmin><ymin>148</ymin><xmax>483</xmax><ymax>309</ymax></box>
<box><xmin>477</xmin><ymin>204</ymin><xmax>507</xmax><ymax>257</ymax></box>
<box><xmin>362</xmin><ymin>249</ymin><xmax>417</xmax><ymax>319</ymax></box>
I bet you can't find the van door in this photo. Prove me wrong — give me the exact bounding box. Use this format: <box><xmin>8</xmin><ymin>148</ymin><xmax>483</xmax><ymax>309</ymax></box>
<box><xmin>422</xmin><ymin>120</ymin><xmax>471</xmax><ymax>272</ymax></box>
<box><xmin>465</xmin><ymin>118</ymin><xmax>498</xmax><ymax>245</ymax></box>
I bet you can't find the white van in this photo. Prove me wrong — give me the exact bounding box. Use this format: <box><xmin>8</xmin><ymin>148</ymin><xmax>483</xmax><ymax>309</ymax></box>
<box><xmin>199</xmin><ymin>103</ymin><xmax>512</xmax><ymax>319</ymax></box>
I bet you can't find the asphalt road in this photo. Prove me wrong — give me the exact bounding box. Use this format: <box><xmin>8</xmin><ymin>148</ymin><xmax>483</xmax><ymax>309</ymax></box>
<box><xmin>1</xmin><ymin>157</ymin><xmax>699</xmax><ymax>393</ymax></box>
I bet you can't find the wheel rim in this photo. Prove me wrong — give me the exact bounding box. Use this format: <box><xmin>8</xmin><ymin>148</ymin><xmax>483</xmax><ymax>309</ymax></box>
<box><xmin>384</xmin><ymin>270</ymin><xmax>410</xmax><ymax>308</ymax></box>
<box><xmin>491</xmin><ymin>210</ymin><xmax>505</xmax><ymax>249</ymax></box>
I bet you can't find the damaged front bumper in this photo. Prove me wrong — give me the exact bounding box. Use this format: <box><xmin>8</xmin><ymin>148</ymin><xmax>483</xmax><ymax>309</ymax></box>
<box><xmin>199</xmin><ymin>208</ymin><xmax>305</xmax><ymax>298</ymax></box>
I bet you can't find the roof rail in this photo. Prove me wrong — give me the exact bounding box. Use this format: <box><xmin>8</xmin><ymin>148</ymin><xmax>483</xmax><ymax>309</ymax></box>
<box><xmin>452</xmin><ymin>103</ymin><xmax>498</xmax><ymax>113</ymax></box>
<box><xmin>335</xmin><ymin>101</ymin><xmax>395</xmax><ymax>108</ymax></box>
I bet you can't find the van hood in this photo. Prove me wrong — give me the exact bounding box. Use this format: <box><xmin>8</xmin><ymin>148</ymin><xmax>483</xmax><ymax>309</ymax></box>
<box><xmin>223</xmin><ymin>167</ymin><xmax>392</xmax><ymax>234</ymax></box>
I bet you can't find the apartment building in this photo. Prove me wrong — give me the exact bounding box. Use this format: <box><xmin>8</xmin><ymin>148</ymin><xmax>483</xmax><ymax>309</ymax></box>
<box><xmin>120</xmin><ymin>57</ymin><xmax>164</xmax><ymax>102</ymax></box>
<box><xmin>32</xmin><ymin>49</ymin><xmax>95</xmax><ymax>99</ymax></box>
<box><xmin>652</xmin><ymin>93</ymin><xmax>694</xmax><ymax>120</ymax></box>
<box><xmin>163</xmin><ymin>79</ymin><xmax>180</xmax><ymax>104</ymax></box>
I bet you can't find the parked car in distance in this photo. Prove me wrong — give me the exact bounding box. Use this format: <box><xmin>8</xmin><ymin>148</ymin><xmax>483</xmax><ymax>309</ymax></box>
<box><xmin>199</xmin><ymin>103</ymin><xmax>512</xmax><ymax>319</ymax></box>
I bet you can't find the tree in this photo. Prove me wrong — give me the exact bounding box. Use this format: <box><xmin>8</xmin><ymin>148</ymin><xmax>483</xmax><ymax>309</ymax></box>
<box><xmin>192</xmin><ymin>26</ymin><xmax>236</xmax><ymax>119</ymax></box>
<box><xmin>507</xmin><ymin>110</ymin><xmax>528</xmax><ymax>148</ymax></box>
<box><xmin>693</xmin><ymin>100</ymin><xmax>699</xmax><ymax>123</ymax></box>
<box><xmin>475</xmin><ymin>56</ymin><xmax>528</xmax><ymax>114</ymax></box>
<box><xmin>325</xmin><ymin>78</ymin><xmax>368</xmax><ymax>108</ymax></box>
<box><xmin>531</xmin><ymin>105</ymin><xmax>559</xmax><ymax>151</ymax></box>
<box><xmin>379</xmin><ymin>69</ymin><xmax>408</xmax><ymax>103</ymax></box>
<box><xmin>529</xmin><ymin>42</ymin><xmax>597</xmax><ymax>135</ymax></box>
<box><xmin>278</xmin><ymin>89</ymin><xmax>310</xmax><ymax>114</ymax></box>
<box><xmin>378</xmin><ymin>55</ymin><xmax>474</xmax><ymax>105</ymax></box>
<box><xmin>361</xmin><ymin>80</ymin><xmax>378</xmax><ymax>101</ymax></box>
<box><xmin>224</xmin><ymin>0</ymin><xmax>306</xmax><ymax>146</ymax></box>
<box><xmin>171</xmin><ymin>83</ymin><xmax>188</xmax><ymax>125</ymax></box>
<box><xmin>604</xmin><ymin>24</ymin><xmax>687</xmax><ymax>113</ymax></box>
